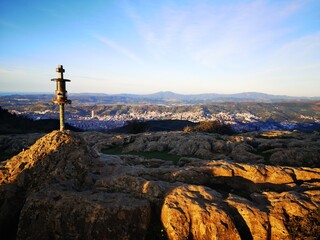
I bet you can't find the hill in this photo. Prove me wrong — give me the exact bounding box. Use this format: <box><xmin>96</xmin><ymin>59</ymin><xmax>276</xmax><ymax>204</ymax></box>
<box><xmin>0</xmin><ymin>107</ymin><xmax>81</xmax><ymax>134</ymax></box>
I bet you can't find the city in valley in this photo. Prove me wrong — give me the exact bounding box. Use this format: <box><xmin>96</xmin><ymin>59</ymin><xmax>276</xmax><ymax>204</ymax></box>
<box><xmin>1</xmin><ymin>93</ymin><xmax>319</xmax><ymax>132</ymax></box>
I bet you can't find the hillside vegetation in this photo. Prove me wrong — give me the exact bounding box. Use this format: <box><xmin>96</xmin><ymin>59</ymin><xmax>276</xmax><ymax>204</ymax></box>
<box><xmin>0</xmin><ymin>107</ymin><xmax>80</xmax><ymax>134</ymax></box>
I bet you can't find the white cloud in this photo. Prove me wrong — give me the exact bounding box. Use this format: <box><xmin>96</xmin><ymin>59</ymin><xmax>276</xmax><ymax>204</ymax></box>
<box><xmin>123</xmin><ymin>0</ymin><xmax>306</xmax><ymax>67</ymax></box>
<box><xmin>189</xmin><ymin>1</ymin><xmax>306</xmax><ymax>67</ymax></box>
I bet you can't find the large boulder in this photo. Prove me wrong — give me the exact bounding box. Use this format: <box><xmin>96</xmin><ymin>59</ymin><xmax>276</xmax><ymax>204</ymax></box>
<box><xmin>230</xmin><ymin>143</ymin><xmax>264</xmax><ymax>163</ymax></box>
<box><xmin>17</xmin><ymin>187</ymin><xmax>151</xmax><ymax>240</ymax></box>
<box><xmin>0</xmin><ymin>131</ymin><xmax>152</xmax><ymax>239</ymax></box>
<box><xmin>0</xmin><ymin>130</ymin><xmax>96</xmax><ymax>189</ymax></box>
<box><xmin>161</xmin><ymin>185</ymin><xmax>241</xmax><ymax>240</ymax></box>
<box><xmin>0</xmin><ymin>130</ymin><xmax>97</xmax><ymax>239</ymax></box>
<box><xmin>226</xmin><ymin>194</ymin><xmax>270</xmax><ymax>240</ymax></box>
<box><xmin>269</xmin><ymin>148</ymin><xmax>320</xmax><ymax>167</ymax></box>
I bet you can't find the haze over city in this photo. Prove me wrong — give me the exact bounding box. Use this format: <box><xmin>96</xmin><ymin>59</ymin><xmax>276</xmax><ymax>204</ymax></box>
<box><xmin>1</xmin><ymin>0</ymin><xmax>319</xmax><ymax>97</ymax></box>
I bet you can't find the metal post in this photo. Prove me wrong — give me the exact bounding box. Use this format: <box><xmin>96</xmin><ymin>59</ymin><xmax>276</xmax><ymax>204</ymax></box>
<box><xmin>59</xmin><ymin>104</ymin><xmax>65</xmax><ymax>131</ymax></box>
<box><xmin>51</xmin><ymin>65</ymin><xmax>71</xmax><ymax>131</ymax></box>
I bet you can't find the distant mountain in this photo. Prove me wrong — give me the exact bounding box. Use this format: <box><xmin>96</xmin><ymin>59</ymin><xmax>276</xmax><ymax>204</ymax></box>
<box><xmin>144</xmin><ymin>91</ymin><xmax>185</xmax><ymax>99</ymax></box>
<box><xmin>135</xmin><ymin>91</ymin><xmax>314</xmax><ymax>103</ymax></box>
<box><xmin>1</xmin><ymin>91</ymin><xmax>319</xmax><ymax>105</ymax></box>
<box><xmin>222</xmin><ymin>92</ymin><xmax>295</xmax><ymax>100</ymax></box>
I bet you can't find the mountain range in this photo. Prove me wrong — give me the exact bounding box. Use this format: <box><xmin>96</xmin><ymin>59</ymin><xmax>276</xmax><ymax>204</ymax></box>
<box><xmin>1</xmin><ymin>91</ymin><xmax>319</xmax><ymax>105</ymax></box>
<box><xmin>69</xmin><ymin>91</ymin><xmax>319</xmax><ymax>104</ymax></box>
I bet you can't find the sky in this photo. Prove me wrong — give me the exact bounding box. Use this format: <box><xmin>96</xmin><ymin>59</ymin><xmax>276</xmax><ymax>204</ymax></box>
<box><xmin>0</xmin><ymin>0</ymin><xmax>319</xmax><ymax>96</ymax></box>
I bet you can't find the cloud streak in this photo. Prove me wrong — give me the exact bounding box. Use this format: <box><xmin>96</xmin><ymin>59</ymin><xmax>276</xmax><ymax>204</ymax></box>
<box><xmin>123</xmin><ymin>0</ymin><xmax>306</xmax><ymax>66</ymax></box>
<box><xmin>93</xmin><ymin>34</ymin><xmax>143</xmax><ymax>65</ymax></box>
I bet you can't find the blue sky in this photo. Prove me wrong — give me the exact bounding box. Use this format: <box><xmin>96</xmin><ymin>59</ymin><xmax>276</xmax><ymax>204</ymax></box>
<box><xmin>0</xmin><ymin>0</ymin><xmax>319</xmax><ymax>96</ymax></box>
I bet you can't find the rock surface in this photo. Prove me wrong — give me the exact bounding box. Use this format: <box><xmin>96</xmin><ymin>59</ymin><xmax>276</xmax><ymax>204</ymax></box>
<box><xmin>0</xmin><ymin>133</ymin><xmax>44</xmax><ymax>161</ymax></box>
<box><xmin>81</xmin><ymin>130</ymin><xmax>320</xmax><ymax>167</ymax></box>
<box><xmin>0</xmin><ymin>130</ymin><xmax>319</xmax><ymax>239</ymax></box>
<box><xmin>17</xmin><ymin>187</ymin><xmax>151</xmax><ymax>240</ymax></box>
<box><xmin>161</xmin><ymin>185</ymin><xmax>241</xmax><ymax>240</ymax></box>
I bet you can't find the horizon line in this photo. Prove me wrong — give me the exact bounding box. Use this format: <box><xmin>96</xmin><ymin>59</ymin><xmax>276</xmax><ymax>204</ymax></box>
<box><xmin>0</xmin><ymin>91</ymin><xmax>319</xmax><ymax>98</ymax></box>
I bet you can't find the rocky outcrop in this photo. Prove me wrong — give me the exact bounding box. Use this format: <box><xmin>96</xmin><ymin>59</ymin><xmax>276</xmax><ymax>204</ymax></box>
<box><xmin>0</xmin><ymin>131</ymin><xmax>150</xmax><ymax>239</ymax></box>
<box><xmin>0</xmin><ymin>133</ymin><xmax>45</xmax><ymax>161</ymax></box>
<box><xmin>17</xmin><ymin>187</ymin><xmax>150</xmax><ymax>240</ymax></box>
<box><xmin>1</xmin><ymin>130</ymin><xmax>320</xmax><ymax>239</ymax></box>
<box><xmin>82</xmin><ymin>130</ymin><xmax>320</xmax><ymax>167</ymax></box>
<box><xmin>0</xmin><ymin>131</ymin><xmax>96</xmax><ymax>239</ymax></box>
<box><xmin>161</xmin><ymin>185</ymin><xmax>241</xmax><ymax>240</ymax></box>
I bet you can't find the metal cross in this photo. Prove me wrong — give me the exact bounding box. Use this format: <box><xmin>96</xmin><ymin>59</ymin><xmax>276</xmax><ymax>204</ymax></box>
<box><xmin>56</xmin><ymin>65</ymin><xmax>65</xmax><ymax>79</ymax></box>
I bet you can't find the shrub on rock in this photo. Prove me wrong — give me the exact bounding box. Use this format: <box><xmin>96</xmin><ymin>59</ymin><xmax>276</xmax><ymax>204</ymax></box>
<box><xmin>184</xmin><ymin>120</ymin><xmax>234</xmax><ymax>135</ymax></box>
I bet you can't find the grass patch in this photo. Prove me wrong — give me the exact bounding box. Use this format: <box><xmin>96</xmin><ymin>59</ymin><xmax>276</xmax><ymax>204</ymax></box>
<box><xmin>101</xmin><ymin>147</ymin><xmax>181</xmax><ymax>164</ymax></box>
<box><xmin>131</xmin><ymin>151</ymin><xmax>181</xmax><ymax>162</ymax></box>
<box><xmin>101</xmin><ymin>146</ymin><xmax>123</xmax><ymax>155</ymax></box>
